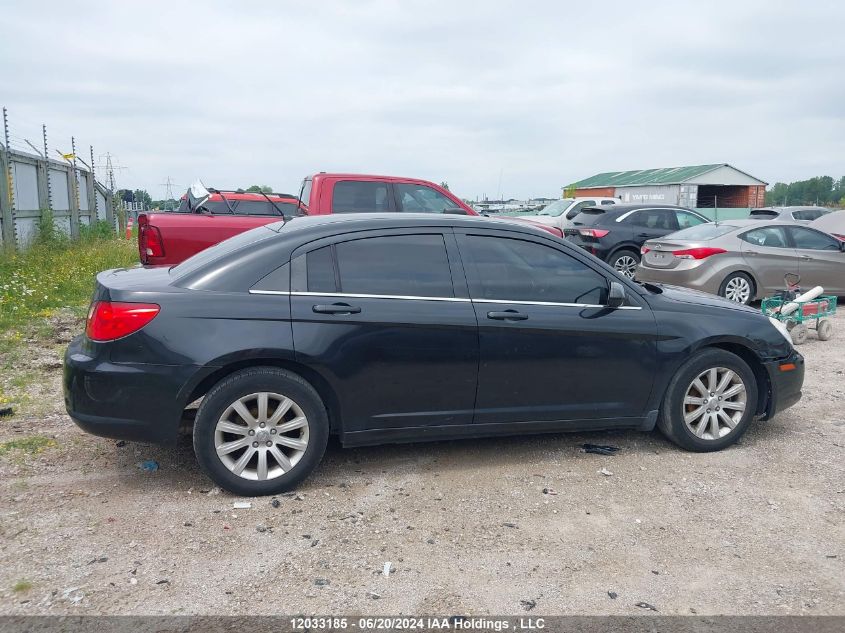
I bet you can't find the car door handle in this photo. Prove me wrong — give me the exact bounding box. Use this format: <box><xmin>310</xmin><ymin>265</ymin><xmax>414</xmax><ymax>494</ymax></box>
<box><xmin>800</xmin><ymin>255</ymin><xmax>813</xmax><ymax>260</ymax></box>
<box><xmin>487</xmin><ymin>310</ymin><xmax>529</xmax><ymax>321</ymax></box>
<box><xmin>312</xmin><ymin>303</ymin><xmax>361</xmax><ymax>315</ymax></box>
<box><xmin>745</xmin><ymin>250</ymin><xmax>758</xmax><ymax>256</ymax></box>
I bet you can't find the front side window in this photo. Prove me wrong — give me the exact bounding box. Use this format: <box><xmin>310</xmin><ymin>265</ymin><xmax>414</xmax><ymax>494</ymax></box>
<box><xmin>675</xmin><ymin>210</ymin><xmax>708</xmax><ymax>229</ymax></box>
<box><xmin>462</xmin><ymin>235</ymin><xmax>608</xmax><ymax>305</ymax></box>
<box><xmin>741</xmin><ymin>226</ymin><xmax>789</xmax><ymax>248</ymax></box>
<box><xmin>395</xmin><ymin>184</ymin><xmax>460</xmax><ymax>213</ymax></box>
<box><xmin>305</xmin><ymin>235</ymin><xmax>454</xmax><ymax>297</ymax></box>
<box><xmin>331</xmin><ymin>181</ymin><xmax>391</xmax><ymax>213</ymax></box>
<box><xmin>788</xmin><ymin>226</ymin><xmax>840</xmax><ymax>250</ymax></box>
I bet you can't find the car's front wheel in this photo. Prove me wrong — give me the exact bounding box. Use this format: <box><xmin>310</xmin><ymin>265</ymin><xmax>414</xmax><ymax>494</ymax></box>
<box><xmin>193</xmin><ymin>367</ymin><xmax>329</xmax><ymax>495</ymax></box>
<box><xmin>657</xmin><ymin>348</ymin><xmax>758</xmax><ymax>452</ymax></box>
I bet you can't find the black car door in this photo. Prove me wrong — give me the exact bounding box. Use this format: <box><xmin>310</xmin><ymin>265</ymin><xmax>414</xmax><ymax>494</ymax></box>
<box><xmin>455</xmin><ymin>229</ymin><xmax>658</xmax><ymax>426</ymax></box>
<box><xmin>626</xmin><ymin>208</ymin><xmax>680</xmax><ymax>242</ymax></box>
<box><xmin>290</xmin><ymin>229</ymin><xmax>479</xmax><ymax>433</ymax></box>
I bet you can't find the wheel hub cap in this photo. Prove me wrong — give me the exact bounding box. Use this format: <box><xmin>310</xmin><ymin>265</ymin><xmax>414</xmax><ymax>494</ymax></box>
<box><xmin>682</xmin><ymin>367</ymin><xmax>746</xmax><ymax>440</ymax></box>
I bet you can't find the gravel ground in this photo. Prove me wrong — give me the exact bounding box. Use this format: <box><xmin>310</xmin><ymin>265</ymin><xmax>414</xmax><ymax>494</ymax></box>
<box><xmin>0</xmin><ymin>310</ymin><xmax>843</xmax><ymax>616</ymax></box>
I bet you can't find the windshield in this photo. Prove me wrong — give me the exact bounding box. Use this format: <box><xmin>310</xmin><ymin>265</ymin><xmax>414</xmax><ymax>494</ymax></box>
<box><xmin>538</xmin><ymin>199</ymin><xmax>573</xmax><ymax>217</ymax></box>
<box><xmin>668</xmin><ymin>223</ymin><xmax>736</xmax><ymax>241</ymax></box>
<box><xmin>170</xmin><ymin>225</ymin><xmax>277</xmax><ymax>278</ymax></box>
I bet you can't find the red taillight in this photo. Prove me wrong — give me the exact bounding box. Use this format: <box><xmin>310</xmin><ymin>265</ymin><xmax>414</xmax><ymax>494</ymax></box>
<box><xmin>578</xmin><ymin>228</ymin><xmax>610</xmax><ymax>238</ymax></box>
<box><xmin>832</xmin><ymin>233</ymin><xmax>845</xmax><ymax>242</ymax></box>
<box><xmin>86</xmin><ymin>301</ymin><xmax>160</xmax><ymax>342</ymax></box>
<box><xmin>137</xmin><ymin>216</ymin><xmax>164</xmax><ymax>264</ymax></box>
<box><xmin>672</xmin><ymin>247</ymin><xmax>727</xmax><ymax>260</ymax></box>
<box><xmin>641</xmin><ymin>246</ymin><xmax>651</xmax><ymax>255</ymax></box>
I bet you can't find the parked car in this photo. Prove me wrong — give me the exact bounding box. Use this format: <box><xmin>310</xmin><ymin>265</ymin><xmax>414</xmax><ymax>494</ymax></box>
<box><xmin>138</xmin><ymin>188</ymin><xmax>302</xmax><ymax>266</ymax></box>
<box><xmin>810</xmin><ymin>209</ymin><xmax>845</xmax><ymax>241</ymax></box>
<box><xmin>636</xmin><ymin>220</ymin><xmax>845</xmax><ymax>304</ymax></box>
<box><xmin>749</xmin><ymin>206</ymin><xmax>834</xmax><ymax>223</ymax></box>
<box><xmin>139</xmin><ymin>174</ymin><xmax>562</xmax><ymax>266</ymax></box>
<box><xmin>562</xmin><ymin>204</ymin><xmax>711</xmax><ymax>277</ymax></box>
<box><xmin>65</xmin><ymin>214</ymin><xmax>804</xmax><ymax>495</ymax></box>
<box><xmin>521</xmin><ymin>197</ymin><xmax>619</xmax><ymax>232</ymax></box>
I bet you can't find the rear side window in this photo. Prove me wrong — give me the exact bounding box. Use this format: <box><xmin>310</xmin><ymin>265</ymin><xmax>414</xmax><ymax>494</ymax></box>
<box><xmin>396</xmin><ymin>184</ymin><xmax>460</xmax><ymax>213</ymax></box>
<box><xmin>629</xmin><ymin>209</ymin><xmax>677</xmax><ymax>230</ymax></box>
<box><xmin>749</xmin><ymin>209</ymin><xmax>778</xmax><ymax>220</ymax></box>
<box><xmin>305</xmin><ymin>235</ymin><xmax>454</xmax><ymax>297</ymax></box>
<box><xmin>741</xmin><ymin>227</ymin><xmax>789</xmax><ymax>248</ymax></box>
<box><xmin>788</xmin><ymin>226</ymin><xmax>840</xmax><ymax>250</ymax></box>
<box><xmin>462</xmin><ymin>236</ymin><xmax>607</xmax><ymax>305</ymax></box>
<box><xmin>601</xmin><ymin>199</ymin><xmax>617</xmax><ymax>205</ymax></box>
<box><xmin>792</xmin><ymin>209</ymin><xmax>825</xmax><ymax>221</ymax></box>
<box><xmin>332</xmin><ymin>181</ymin><xmax>391</xmax><ymax>213</ymax></box>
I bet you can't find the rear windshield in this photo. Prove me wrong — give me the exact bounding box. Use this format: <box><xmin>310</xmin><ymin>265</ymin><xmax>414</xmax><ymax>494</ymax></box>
<box><xmin>749</xmin><ymin>209</ymin><xmax>778</xmax><ymax>219</ymax></box>
<box><xmin>668</xmin><ymin>223</ymin><xmax>737</xmax><ymax>241</ymax></box>
<box><xmin>170</xmin><ymin>225</ymin><xmax>277</xmax><ymax>279</ymax></box>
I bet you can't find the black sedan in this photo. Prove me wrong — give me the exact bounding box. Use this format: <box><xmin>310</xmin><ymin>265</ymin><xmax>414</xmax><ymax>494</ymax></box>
<box><xmin>65</xmin><ymin>214</ymin><xmax>804</xmax><ymax>495</ymax></box>
<box><xmin>564</xmin><ymin>204</ymin><xmax>711</xmax><ymax>277</ymax></box>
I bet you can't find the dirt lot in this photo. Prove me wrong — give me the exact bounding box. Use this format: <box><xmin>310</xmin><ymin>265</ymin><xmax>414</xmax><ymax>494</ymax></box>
<box><xmin>0</xmin><ymin>310</ymin><xmax>843</xmax><ymax>617</ymax></box>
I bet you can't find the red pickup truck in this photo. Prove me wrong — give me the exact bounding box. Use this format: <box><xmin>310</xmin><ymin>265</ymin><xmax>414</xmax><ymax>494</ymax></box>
<box><xmin>138</xmin><ymin>174</ymin><xmax>561</xmax><ymax>265</ymax></box>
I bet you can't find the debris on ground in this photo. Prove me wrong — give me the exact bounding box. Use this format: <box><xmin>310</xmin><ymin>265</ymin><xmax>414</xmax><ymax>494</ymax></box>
<box><xmin>271</xmin><ymin>498</ymin><xmax>280</xmax><ymax>508</ymax></box>
<box><xmin>520</xmin><ymin>599</ymin><xmax>537</xmax><ymax>611</ymax></box>
<box><xmin>155</xmin><ymin>579</ymin><xmax>170</xmax><ymax>585</ymax></box>
<box><xmin>542</xmin><ymin>487</ymin><xmax>558</xmax><ymax>495</ymax></box>
<box><xmin>314</xmin><ymin>578</ymin><xmax>330</xmax><ymax>587</ymax></box>
<box><xmin>368</xmin><ymin>591</ymin><xmax>381</xmax><ymax>600</ymax></box>
<box><xmin>205</xmin><ymin>487</ymin><xmax>221</xmax><ymax>496</ymax></box>
<box><xmin>608</xmin><ymin>591</ymin><xmax>618</xmax><ymax>599</ymax></box>
<box><xmin>115</xmin><ymin>440</ymin><xmax>127</xmax><ymax>448</ymax></box>
<box><xmin>599</xmin><ymin>467</ymin><xmax>613</xmax><ymax>476</ymax></box>
<box><xmin>382</xmin><ymin>562</ymin><xmax>391</xmax><ymax>577</ymax></box>
<box><xmin>256</xmin><ymin>524</ymin><xmax>268</xmax><ymax>533</ymax></box>
<box><xmin>87</xmin><ymin>556</ymin><xmax>108</xmax><ymax>565</ymax></box>
<box><xmin>0</xmin><ymin>406</ymin><xmax>14</xmax><ymax>418</ymax></box>
<box><xmin>233</xmin><ymin>501</ymin><xmax>252</xmax><ymax>510</ymax></box>
<box><xmin>582</xmin><ymin>443</ymin><xmax>620</xmax><ymax>456</ymax></box>
<box><xmin>138</xmin><ymin>460</ymin><xmax>159</xmax><ymax>472</ymax></box>
<box><xmin>635</xmin><ymin>601</ymin><xmax>658</xmax><ymax>611</ymax></box>
<box><xmin>502</xmin><ymin>522</ymin><xmax>518</xmax><ymax>529</ymax></box>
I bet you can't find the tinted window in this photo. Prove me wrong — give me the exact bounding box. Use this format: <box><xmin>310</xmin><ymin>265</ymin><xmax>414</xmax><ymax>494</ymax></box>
<box><xmin>601</xmin><ymin>199</ymin><xmax>617</xmax><ymax>205</ymax></box>
<box><xmin>741</xmin><ymin>226</ymin><xmax>789</xmax><ymax>248</ymax></box>
<box><xmin>788</xmin><ymin>227</ymin><xmax>840</xmax><ymax>250</ymax></box>
<box><xmin>325</xmin><ymin>235</ymin><xmax>454</xmax><ymax>297</ymax></box>
<box><xmin>396</xmin><ymin>184</ymin><xmax>460</xmax><ymax>213</ymax></box>
<box><xmin>331</xmin><ymin>181</ymin><xmax>391</xmax><ymax>213</ymax></box>
<box><xmin>669</xmin><ymin>223</ymin><xmax>737</xmax><ymax>240</ymax></box>
<box><xmin>749</xmin><ymin>209</ymin><xmax>779</xmax><ymax>220</ymax></box>
<box><xmin>566</xmin><ymin>200</ymin><xmax>595</xmax><ymax>220</ymax></box>
<box><xmin>306</xmin><ymin>246</ymin><xmax>336</xmax><ymax>293</ymax></box>
<box><xmin>792</xmin><ymin>209</ymin><xmax>825</xmax><ymax>221</ymax></box>
<box><xmin>233</xmin><ymin>200</ymin><xmax>297</xmax><ymax>216</ymax></box>
<box><xmin>676</xmin><ymin>210</ymin><xmax>708</xmax><ymax>229</ymax></box>
<box><xmin>463</xmin><ymin>236</ymin><xmax>608</xmax><ymax>305</ymax></box>
<box><xmin>629</xmin><ymin>209</ymin><xmax>677</xmax><ymax>230</ymax></box>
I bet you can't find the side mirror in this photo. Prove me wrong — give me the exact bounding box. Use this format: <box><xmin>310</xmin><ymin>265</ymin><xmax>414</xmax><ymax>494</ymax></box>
<box><xmin>607</xmin><ymin>281</ymin><xmax>626</xmax><ymax>308</ymax></box>
<box><xmin>840</xmin><ymin>240</ymin><xmax>845</xmax><ymax>252</ymax></box>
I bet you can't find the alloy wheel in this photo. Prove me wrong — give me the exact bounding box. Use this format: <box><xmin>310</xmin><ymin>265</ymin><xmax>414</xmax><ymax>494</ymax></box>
<box><xmin>613</xmin><ymin>255</ymin><xmax>638</xmax><ymax>278</ymax></box>
<box><xmin>214</xmin><ymin>392</ymin><xmax>309</xmax><ymax>481</ymax></box>
<box><xmin>681</xmin><ymin>367</ymin><xmax>747</xmax><ymax>440</ymax></box>
<box><xmin>724</xmin><ymin>276</ymin><xmax>751</xmax><ymax>303</ymax></box>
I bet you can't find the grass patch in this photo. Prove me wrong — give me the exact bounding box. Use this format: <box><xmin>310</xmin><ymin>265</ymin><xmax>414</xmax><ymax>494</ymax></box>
<box><xmin>12</xmin><ymin>580</ymin><xmax>33</xmax><ymax>593</ymax></box>
<box><xmin>0</xmin><ymin>435</ymin><xmax>58</xmax><ymax>456</ymax></box>
<box><xmin>0</xmin><ymin>217</ymin><xmax>137</xmax><ymax>332</ymax></box>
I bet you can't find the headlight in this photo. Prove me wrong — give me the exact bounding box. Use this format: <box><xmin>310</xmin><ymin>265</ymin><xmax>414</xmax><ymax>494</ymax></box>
<box><xmin>768</xmin><ymin>316</ymin><xmax>793</xmax><ymax>347</ymax></box>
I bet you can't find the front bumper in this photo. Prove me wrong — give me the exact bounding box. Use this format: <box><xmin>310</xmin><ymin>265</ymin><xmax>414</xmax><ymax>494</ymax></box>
<box><xmin>760</xmin><ymin>349</ymin><xmax>804</xmax><ymax>420</ymax></box>
<box><xmin>64</xmin><ymin>336</ymin><xmax>195</xmax><ymax>445</ymax></box>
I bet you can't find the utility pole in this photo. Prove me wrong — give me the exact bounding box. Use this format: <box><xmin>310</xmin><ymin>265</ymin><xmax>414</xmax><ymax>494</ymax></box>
<box><xmin>159</xmin><ymin>176</ymin><xmax>176</xmax><ymax>209</ymax></box>
<box><xmin>43</xmin><ymin>124</ymin><xmax>52</xmax><ymax>216</ymax></box>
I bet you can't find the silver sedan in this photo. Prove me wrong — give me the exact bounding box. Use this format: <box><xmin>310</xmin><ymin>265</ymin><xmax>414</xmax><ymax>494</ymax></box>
<box><xmin>635</xmin><ymin>220</ymin><xmax>845</xmax><ymax>304</ymax></box>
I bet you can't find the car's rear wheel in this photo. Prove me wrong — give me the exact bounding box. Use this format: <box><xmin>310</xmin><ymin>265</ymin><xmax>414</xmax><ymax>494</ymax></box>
<box><xmin>719</xmin><ymin>272</ymin><xmax>755</xmax><ymax>304</ymax></box>
<box><xmin>608</xmin><ymin>249</ymin><xmax>640</xmax><ymax>278</ymax></box>
<box><xmin>193</xmin><ymin>367</ymin><xmax>329</xmax><ymax>495</ymax></box>
<box><xmin>657</xmin><ymin>348</ymin><xmax>758</xmax><ymax>452</ymax></box>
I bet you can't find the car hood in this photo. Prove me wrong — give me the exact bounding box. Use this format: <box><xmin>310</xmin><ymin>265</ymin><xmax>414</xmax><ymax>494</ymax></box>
<box><xmin>521</xmin><ymin>214</ymin><xmax>557</xmax><ymax>225</ymax></box>
<box><xmin>650</xmin><ymin>283</ymin><xmax>759</xmax><ymax>314</ymax></box>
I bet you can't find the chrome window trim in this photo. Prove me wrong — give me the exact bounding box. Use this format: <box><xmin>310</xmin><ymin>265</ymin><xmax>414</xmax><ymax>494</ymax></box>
<box><xmin>248</xmin><ymin>289</ymin><xmax>641</xmax><ymax>309</ymax></box>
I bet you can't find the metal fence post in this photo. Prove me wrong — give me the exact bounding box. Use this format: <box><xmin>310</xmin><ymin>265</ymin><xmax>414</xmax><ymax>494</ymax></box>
<box><xmin>1</xmin><ymin>107</ymin><xmax>16</xmax><ymax>249</ymax></box>
<box><xmin>68</xmin><ymin>136</ymin><xmax>81</xmax><ymax>238</ymax></box>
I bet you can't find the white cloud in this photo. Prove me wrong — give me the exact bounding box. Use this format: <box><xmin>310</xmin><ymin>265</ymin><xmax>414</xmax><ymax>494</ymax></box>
<box><xmin>1</xmin><ymin>0</ymin><xmax>842</xmax><ymax>199</ymax></box>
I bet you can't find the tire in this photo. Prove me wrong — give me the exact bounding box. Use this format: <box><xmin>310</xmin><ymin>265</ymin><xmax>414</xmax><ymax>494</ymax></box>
<box><xmin>608</xmin><ymin>249</ymin><xmax>640</xmax><ymax>279</ymax></box>
<box><xmin>193</xmin><ymin>367</ymin><xmax>329</xmax><ymax>496</ymax></box>
<box><xmin>657</xmin><ymin>348</ymin><xmax>758</xmax><ymax>452</ymax></box>
<box><xmin>790</xmin><ymin>324</ymin><xmax>808</xmax><ymax>345</ymax></box>
<box><xmin>817</xmin><ymin>319</ymin><xmax>834</xmax><ymax>341</ymax></box>
<box><xmin>718</xmin><ymin>272</ymin><xmax>755</xmax><ymax>305</ymax></box>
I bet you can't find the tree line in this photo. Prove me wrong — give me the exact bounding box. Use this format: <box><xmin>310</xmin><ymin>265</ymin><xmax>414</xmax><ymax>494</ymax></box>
<box><xmin>765</xmin><ymin>176</ymin><xmax>845</xmax><ymax>207</ymax></box>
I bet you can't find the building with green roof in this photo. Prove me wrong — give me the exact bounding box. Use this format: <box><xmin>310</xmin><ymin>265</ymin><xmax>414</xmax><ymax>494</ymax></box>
<box><xmin>570</xmin><ymin>163</ymin><xmax>767</xmax><ymax>219</ymax></box>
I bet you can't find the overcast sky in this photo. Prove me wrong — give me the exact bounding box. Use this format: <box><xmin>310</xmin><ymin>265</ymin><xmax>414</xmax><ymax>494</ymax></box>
<box><xmin>1</xmin><ymin>0</ymin><xmax>842</xmax><ymax>200</ymax></box>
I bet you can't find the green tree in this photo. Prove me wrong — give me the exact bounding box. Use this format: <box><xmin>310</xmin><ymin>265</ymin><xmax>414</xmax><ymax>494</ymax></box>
<box><xmin>439</xmin><ymin>181</ymin><xmax>450</xmax><ymax>191</ymax></box>
<box><xmin>563</xmin><ymin>184</ymin><xmax>577</xmax><ymax>198</ymax></box>
<box><xmin>133</xmin><ymin>189</ymin><xmax>153</xmax><ymax>208</ymax></box>
<box><xmin>245</xmin><ymin>185</ymin><xmax>273</xmax><ymax>193</ymax></box>
<box><xmin>765</xmin><ymin>175</ymin><xmax>843</xmax><ymax>206</ymax></box>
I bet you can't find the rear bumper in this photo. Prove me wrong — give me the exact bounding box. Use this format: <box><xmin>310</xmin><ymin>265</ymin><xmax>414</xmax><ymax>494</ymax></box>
<box><xmin>761</xmin><ymin>350</ymin><xmax>804</xmax><ymax>420</ymax></box>
<box><xmin>635</xmin><ymin>263</ymin><xmax>724</xmax><ymax>296</ymax></box>
<box><xmin>64</xmin><ymin>336</ymin><xmax>194</xmax><ymax>445</ymax></box>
